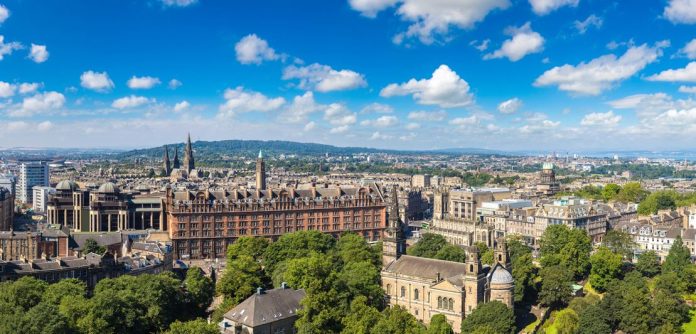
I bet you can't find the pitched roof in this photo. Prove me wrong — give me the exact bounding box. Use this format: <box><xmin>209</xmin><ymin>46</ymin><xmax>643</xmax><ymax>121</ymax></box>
<box><xmin>383</xmin><ymin>255</ymin><xmax>468</xmax><ymax>281</ymax></box>
<box><xmin>223</xmin><ymin>288</ymin><xmax>305</xmax><ymax>327</ymax></box>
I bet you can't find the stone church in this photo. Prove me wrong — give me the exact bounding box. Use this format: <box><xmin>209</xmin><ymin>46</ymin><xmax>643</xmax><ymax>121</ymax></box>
<box><xmin>381</xmin><ymin>186</ymin><xmax>514</xmax><ymax>332</ymax></box>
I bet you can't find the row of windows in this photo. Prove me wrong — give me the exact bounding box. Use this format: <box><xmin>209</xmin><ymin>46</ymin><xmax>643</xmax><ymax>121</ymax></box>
<box><xmin>184</xmin><ymin>210</ymin><xmax>382</xmax><ymax>221</ymax></box>
<box><xmin>388</xmin><ymin>284</ymin><xmax>455</xmax><ymax>312</ymax></box>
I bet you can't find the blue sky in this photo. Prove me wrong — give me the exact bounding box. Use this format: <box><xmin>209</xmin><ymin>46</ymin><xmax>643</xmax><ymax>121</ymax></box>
<box><xmin>1</xmin><ymin>0</ymin><xmax>696</xmax><ymax>151</ymax></box>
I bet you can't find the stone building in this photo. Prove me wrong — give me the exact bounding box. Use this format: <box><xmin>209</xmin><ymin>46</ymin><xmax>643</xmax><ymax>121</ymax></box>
<box><xmin>256</xmin><ymin>150</ymin><xmax>266</xmax><ymax>190</ymax></box>
<box><xmin>220</xmin><ymin>285</ymin><xmax>305</xmax><ymax>334</ymax></box>
<box><xmin>381</xmin><ymin>192</ymin><xmax>514</xmax><ymax>332</ymax></box>
<box><xmin>0</xmin><ymin>187</ymin><xmax>13</xmax><ymax>231</ymax></box>
<box><xmin>536</xmin><ymin>162</ymin><xmax>560</xmax><ymax>195</ymax></box>
<box><xmin>533</xmin><ymin>197</ymin><xmax>608</xmax><ymax>244</ymax></box>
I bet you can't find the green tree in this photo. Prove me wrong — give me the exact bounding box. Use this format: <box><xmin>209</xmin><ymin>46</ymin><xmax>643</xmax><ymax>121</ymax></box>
<box><xmin>635</xmin><ymin>250</ymin><xmax>661</xmax><ymax>277</ymax></box>
<box><xmin>568</xmin><ymin>294</ymin><xmax>599</xmax><ymax>315</ymax></box>
<box><xmin>42</xmin><ymin>278</ymin><xmax>87</xmax><ymax>306</ymax></box>
<box><xmin>637</xmin><ymin>190</ymin><xmax>677</xmax><ymax>215</ymax></box>
<box><xmin>77</xmin><ymin>289</ymin><xmax>148</xmax><ymax>334</ymax></box>
<box><xmin>336</xmin><ymin>261</ymin><xmax>383</xmax><ymax>307</ymax></box>
<box><xmin>576</xmin><ymin>304</ymin><xmax>611</xmax><ymax>334</ymax></box>
<box><xmin>511</xmin><ymin>252</ymin><xmax>535</xmax><ymax>302</ymax></box>
<box><xmin>540</xmin><ymin>225</ymin><xmax>591</xmax><ymax>279</ymax></box>
<box><xmin>217</xmin><ymin>255</ymin><xmax>267</xmax><ymax>305</ymax></box>
<box><xmin>589</xmin><ymin>247</ymin><xmax>623</xmax><ymax>292</ymax></box>
<box><xmin>602</xmin><ymin>230</ymin><xmax>636</xmax><ymax>260</ymax></box>
<box><xmin>19</xmin><ymin>302</ymin><xmax>71</xmax><ymax>334</ymax></box>
<box><xmin>340</xmin><ymin>296</ymin><xmax>382</xmax><ymax>334</ymax></box>
<box><xmin>263</xmin><ymin>231</ymin><xmax>335</xmax><ymax>274</ymax></box>
<box><xmin>58</xmin><ymin>295</ymin><xmax>90</xmax><ymax>332</ymax></box>
<box><xmin>539</xmin><ymin>265</ymin><xmax>573</xmax><ymax>307</ymax></box>
<box><xmin>165</xmin><ymin>319</ymin><xmax>219</xmax><ymax>334</ymax></box>
<box><xmin>184</xmin><ymin>267</ymin><xmax>214</xmax><ymax>317</ymax></box>
<box><xmin>0</xmin><ymin>276</ymin><xmax>48</xmax><ymax>311</ymax></box>
<box><xmin>617</xmin><ymin>272</ymin><xmax>651</xmax><ymax>334</ymax></box>
<box><xmin>427</xmin><ymin>314</ymin><xmax>453</xmax><ymax>334</ymax></box>
<box><xmin>226</xmin><ymin>236</ymin><xmax>269</xmax><ymax>262</ymax></box>
<box><xmin>554</xmin><ymin>308</ymin><xmax>579</xmax><ymax>334</ymax></box>
<box><xmin>651</xmin><ymin>279</ymin><xmax>690</xmax><ymax>332</ymax></box>
<box><xmin>460</xmin><ymin>301</ymin><xmax>515</xmax><ymax>334</ymax></box>
<box><xmin>407</xmin><ymin>234</ymin><xmax>449</xmax><ymax>258</ymax></box>
<box><xmin>616</xmin><ymin>182</ymin><xmax>648</xmax><ymax>203</ymax></box>
<box><xmin>83</xmin><ymin>238</ymin><xmax>106</xmax><ymax>255</ymax></box>
<box><xmin>663</xmin><ymin>235</ymin><xmax>695</xmax><ymax>288</ymax></box>
<box><xmin>433</xmin><ymin>244</ymin><xmax>466</xmax><ymax>262</ymax></box>
<box><xmin>601</xmin><ymin>183</ymin><xmax>621</xmax><ymax>201</ymax></box>
<box><xmin>474</xmin><ymin>242</ymin><xmax>494</xmax><ymax>265</ymax></box>
<box><xmin>372</xmin><ymin>305</ymin><xmax>426</xmax><ymax>334</ymax></box>
<box><xmin>335</xmin><ymin>232</ymin><xmax>380</xmax><ymax>267</ymax></box>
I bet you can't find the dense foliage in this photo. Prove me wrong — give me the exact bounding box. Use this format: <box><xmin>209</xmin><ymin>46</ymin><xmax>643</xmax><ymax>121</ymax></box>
<box><xmin>407</xmin><ymin>233</ymin><xmax>466</xmax><ymax>262</ymax></box>
<box><xmin>460</xmin><ymin>301</ymin><xmax>516</xmax><ymax>334</ymax></box>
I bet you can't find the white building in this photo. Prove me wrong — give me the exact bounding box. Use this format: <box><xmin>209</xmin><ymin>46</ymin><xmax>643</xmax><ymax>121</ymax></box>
<box><xmin>32</xmin><ymin>186</ymin><xmax>55</xmax><ymax>213</ymax></box>
<box><xmin>0</xmin><ymin>175</ymin><xmax>15</xmax><ymax>194</ymax></box>
<box><xmin>18</xmin><ymin>162</ymin><xmax>49</xmax><ymax>204</ymax></box>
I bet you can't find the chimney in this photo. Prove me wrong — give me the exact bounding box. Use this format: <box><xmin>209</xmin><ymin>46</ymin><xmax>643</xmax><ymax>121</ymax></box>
<box><xmin>436</xmin><ymin>272</ymin><xmax>441</xmax><ymax>282</ymax></box>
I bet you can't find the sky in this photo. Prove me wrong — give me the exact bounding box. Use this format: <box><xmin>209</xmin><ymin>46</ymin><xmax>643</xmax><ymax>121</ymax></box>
<box><xmin>1</xmin><ymin>0</ymin><xmax>696</xmax><ymax>152</ymax></box>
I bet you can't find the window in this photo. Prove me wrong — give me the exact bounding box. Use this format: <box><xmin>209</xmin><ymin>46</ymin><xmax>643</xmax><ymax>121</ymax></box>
<box><xmin>414</xmin><ymin>289</ymin><xmax>419</xmax><ymax>301</ymax></box>
<box><xmin>386</xmin><ymin>284</ymin><xmax>391</xmax><ymax>295</ymax></box>
<box><xmin>400</xmin><ymin>286</ymin><xmax>406</xmax><ymax>298</ymax></box>
<box><xmin>448</xmin><ymin>298</ymin><xmax>454</xmax><ymax>311</ymax></box>
<box><xmin>437</xmin><ymin>297</ymin><xmax>442</xmax><ymax>309</ymax></box>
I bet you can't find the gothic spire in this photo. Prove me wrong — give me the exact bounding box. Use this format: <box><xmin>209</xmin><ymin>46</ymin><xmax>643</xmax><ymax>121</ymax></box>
<box><xmin>163</xmin><ymin>145</ymin><xmax>171</xmax><ymax>176</ymax></box>
<box><xmin>184</xmin><ymin>133</ymin><xmax>194</xmax><ymax>174</ymax></box>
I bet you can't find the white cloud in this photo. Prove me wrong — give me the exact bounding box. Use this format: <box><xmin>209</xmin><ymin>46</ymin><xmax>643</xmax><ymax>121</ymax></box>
<box><xmin>405</xmin><ymin>122</ymin><xmax>420</xmax><ymax>130</ymax></box>
<box><xmin>664</xmin><ymin>0</ymin><xmax>696</xmax><ymax>24</ymax></box>
<box><xmin>282</xmin><ymin>63</ymin><xmax>367</xmax><ymax>92</ymax></box>
<box><xmin>498</xmin><ymin>98</ymin><xmax>522</xmax><ymax>114</ymax></box>
<box><xmin>370</xmin><ymin>131</ymin><xmax>393</xmax><ymax>140</ymax></box>
<box><xmin>174</xmin><ymin>101</ymin><xmax>190</xmax><ymax>112</ymax></box>
<box><xmin>80</xmin><ymin>71</ymin><xmax>115</xmax><ymax>92</ymax></box>
<box><xmin>519</xmin><ymin>119</ymin><xmax>560</xmax><ymax>134</ymax></box>
<box><xmin>168</xmin><ymin>79</ymin><xmax>182</xmax><ymax>89</ymax></box>
<box><xmin>646</xmin><ymin>61</ymin><xmax>696</xmax><ymax>82</ymax></box>
<box><xmin>407</xmin><ymin>110</ymin><xmax>447</xmax><ymax>121</ymax></box>
<box><xmin>218</xmin><ymin>87</ymin><xmax>285</xmax><ymax>118</ymax></box>
<box><xmin>580</xmin><ymin>111</ymin><xmax>622</xmax><ymax>127</ymax></box>
<box><xmin>19</xmin><ymin>83</ymin><xmax>40</xmax><ymax>94</ymax></box>
<box><xmin>534</xmin><ymin>42</ymin><xmax>666</xmax><ymax>95</ymax></box>
<box><xmin>323</xmin><ymin>103</ymin><xmax>357</xmax><ymax>126</ymax></box>
<box><xmin>349</xmin><ymin>0</ymin><xmax>510</xmax><ymax>44</ymax></box>
<box><xmin>529</xmin><ymin>0</ymin><xmax>578</xmax><ymax>15</ymax></box>
<box><xmin>0</xmin><ymin>82</ymin><xmax>15</xmax><ymax>98</ymax></box>
<box><xmin>28</xmin><ymin>44</ymin><xmax>49</xmax><ymax>63</ymax></box>
<box><xmin>680</xmin><ymin>39</ymin><xmax>696</xmax><ymax>59</ymax></box>
<box><xmin>449</xmin><ymin>115</ymin><xmax>480</xmax><ymax>127</ymax></box>
<box><xmin>361</xmin><ymin>115</ymin><xmax>399</xmax><ymax>127</ymax></box>
<box><xmin>574</xmin><ymin>14</ymin><xmax>602</xmax><ymax>34</ymax></box>
<box><xmin>127</xmin><ymin>76</ymin><xmax>161</xmax><ymax>89</ymax></box>
<box><xmin>13</xmin><ymin>91</ymin><xmax>65</xmax><ymax>117</ymax></box>
<box><xmin>679</xmin><ymin>85</ymin><xmax>696</xmax><ymax>94</ymax></box>
<box><xmin>329</xmin><ymin>125</ymin><xmax>350</xmax><ymax>134</ymax></box>
<box><xmin>161</xmin><ymin>0</ymin><xmax>197</xmax><ymax>7</ymax></box>
<box><xmin>235</xmin><ymin>34</ymin><xmax>280</xmax><ymax>65</ymax></box>
<box><xmin>0</xmin><ymin>5</ymin><xmax>9</xmax><ymax>24</ymax></box>
<box><xmin>0</xmin><ymin>35</ymin><xmax>22</xmax><ymax>61</ymax></box>
<box><xmin>485</xmin><ymin>22</ymin><xmax>544</xmax><ymax>62</ymax></box>
<box><xmin>470</xmin><ymin>39</ymin><xmax>490</xmax><ymax>51</ymax></box>
<box><xmin>37</xmin><ymin>121</ymin><xmax>53</xmax><ymax>132</ymax></box>
<box><xmin>360</xmin><ymin>102</ymin><xmax>393</xmax><ymax>113</ymax></box>
<box><xmin>381</xmin><ymin>65</ymin><xmax>474</xmax><ymax>107</ymax></box>
<box><xmin>304</xmin><ymin>121</ymin><xmax>317</xmax><ymax>131</ymax></box>
<box><xmin>6</xmin><ymin>121</ymin><xmax>28</xmax><ymax>132</ymax></box>
<box><xmin>281</xmin><ymin>91</ymin><xmax>325</xmax><ymax>123</ymax></box>
<box><xmin>608</xmin><ymin>92</ymin><xmax>696</xmax><ymax>120</ymax></box>
<box><xmin>112</xmin><ymin>95</ymin><xmax>154</xmax><ymax>109</ymax></box>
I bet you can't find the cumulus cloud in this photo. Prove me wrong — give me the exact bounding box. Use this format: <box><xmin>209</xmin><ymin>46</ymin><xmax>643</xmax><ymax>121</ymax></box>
<box><xmin>282</xmin><ymin>63</ymin><xmax>367</xmax><ymax>92</ymax></box>
<box><xmin>0</xmin><ymin>82</ymin><xmax>15</xmax><ymax>98</ymax></box>
<box><xmin>0</xmin><ymin>35</ymin><xmax>22</xmax><ymax>61</ymax></box>
<box><xmin>361</xmin><ymin>115</ymin><xmax>399</xmax><ymax>127</ymax></box>
<box><xmin>449</xmin><ymin>115</ymin><xmax>480</xmax><ymax>127</ymax></box>
<box><xmin>360</xmin><ymin>102</ymin><xmax>393</xmax><ymax>114</ymax></box>
<box><xmin>574</xmin><ymin>14</ymin><xmax>603</xmax><ymax>34</ymax></box>
<box><xmin>112</xmin><ymin>95</ymin><xmax>154</xmax><ymax>109</ymax></box>
<box><xmin>37</xmin><ymin>121</ymin><xmax>53</xmax><ymax>132</ymax></box>
<box><xmin>0</xmin><ymin>5</ymin><xmax>8</xmax><ymax>24</ymax></box>
<box><xmin>6</xmin><ymin>121</ymin><xmax>28</xmax><ymax>132</ymax></box>
<box><xmin>280</xmin><ymin>91</ymin><xmax>325</xmax><ymax>123</ymax></box>
<box><xmin>470</xmin><ymin>39</ymin><xmax>490</xmax><ymax>51</ymax></box>
<box><xmin>218</xmin><ymin>87</ymin><xmax>285</xmax><ymax>118</ymax></box>
<box><xmin>168</xmin><ymin>79</ymin><xmax>182</xmax><ymax>89</ymax></box>
<box><xmin>534</xmin><ymin>42</ymin><xmax>666</xmax><ymax>95</ymax></box>
<box><xmin>646</xmin><ymin>61</ymin><xmax>696</xmax><ymax>82</ymax></box>
<box><xmin>174</xmin><ymin>101</ymin><xmax>190</xmax><ymax>112</ymax></box>
<box><xmin>80</xmin><ymin>71</ymin><xmax>115</xmax><ymax>92</ymax></box>
<box><xmin>529</xmin><ymin>0</ymin><xmax>578</xmax><ymax>15</ymax></box>
<box><xmin>485</xmin><ymin>22</ymin><xmax>544</xmax><ymax>62</ymax></box>
<box><xmin>29</xmin><ymin>44</ymin><xmax>49</xmax><ymax>63</ymax></box>
<box><xmin>12</xmin><ymin>91</ymin><xmax>66</xmax><ymax>117</ymax></box>
<box><xmin>323</xmin><ymin>103</ymin><xmax>357</xmax><ymax>126</ymax></box>
<box><xmin>608</xmin><ymin>92</ymin><xmax>696</xmax><ymax>119</ymax></box>
<box><xmin>664</xmin><ymin>0</ymin><xmax>696</xmax><ymax>24</ymax></box>
<box><xmin>370</xmin><ymin>131</ymin><xmax>394</xmax><ymax>140</ymax></box>
<box><xmin>580</xmin><ymin>111</ymin><xmax>622</xmax><ymax>127</ymax></box>
<box><xmin>235</xmin><ymin>34</ymin><xmax>280</xmax><ymax>65</ymax></box>
<box><xmin>348</xmin><ymin>0</ymin><xmax>510</xmax><ymax>44</ymax></box>
<box><xmin>329</xmin><ymin>125</ymin><xmax>350</xmax><ymax>134</ymax></box>
<box><xmin>381</xmin><ymin>65</ymin><xmax>474</xmax><ymax>107</ymax></box>
<box><xmin>679</xmin><ymin>85</ymin><xmax>696</xmax><ymax>94</ymax></box>
<box><xmin>405</xmin><ymin>122</ymin><xmax>420</xmax><ymax>130</ymax></box>
<box><xmin>407</xmin><ymin>110</ymin><xmax>447</xmax><ymax>121</ymax></box>
<box><xmin>498</xmin><ymin>98</ymin><xmax>522</xmax><ymax>114</ymax></box>
<box><xmin>161</xmin><ymin>0</ymin><xmax>197</xmax><ymax>7</ymax></box>
<box><xmin>680</xmin><ymin>39</ymin><xmax>696</xmax><ymax>59</ymax></box>
<box><xmin>19</xmin><ymin>83</ymin><xmax>40</xmax><ymax>94</ymax></box>
<box><xmin>303</xmin><ymin>121</ymin><xmax>317</xmax><ymax>131</ymax></box>
<box><xmin>127</xmin><ymin>76</ymin><xmax>161</xmax><ymax>89</ymax></box>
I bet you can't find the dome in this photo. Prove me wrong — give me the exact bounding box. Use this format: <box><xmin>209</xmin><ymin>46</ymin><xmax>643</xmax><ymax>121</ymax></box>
<box><xmin>490</xmin><ymin>266</ymin><xmax>513</xmax><ymax>285</ymax></box>
<box><xmin>97</xmin><ymin>182</ymin><xmax>119</xmax><ymax>194</ymax></box>
<box><xmin>56</xmin><ymin>180</ymin><xmax>78</xmax><ymax>191</ymax></box>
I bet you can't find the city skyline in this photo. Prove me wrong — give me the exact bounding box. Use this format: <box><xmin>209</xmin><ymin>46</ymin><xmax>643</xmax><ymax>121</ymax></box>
<box><xmin>2</xmin><ymin>0</ymin><xmax>696</xmax><ymax>151</ymax></box>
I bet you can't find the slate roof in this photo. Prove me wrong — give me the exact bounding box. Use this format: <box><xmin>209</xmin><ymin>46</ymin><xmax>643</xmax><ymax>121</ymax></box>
<box><xmin>383</xmin><ymin>255</ymin><xmax>469</xmax><ymax>281</ymax></box>
<box><xmin>223</xmin><ymin>288</ymin><xmax>305</xmax><ymax>327</ymax></box>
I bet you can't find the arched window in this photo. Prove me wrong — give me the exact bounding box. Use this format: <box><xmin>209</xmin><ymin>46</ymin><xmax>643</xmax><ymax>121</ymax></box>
<box><xmin>386</xmin><ymin>284</ymin><xmax>391</xmax><ymax>296</ymax></box>
<box><xmin>469</xmin><ymin>264</ymin><xmax>474</xmax><ymax>272</ymax></box>
<box><xmin>400</xmin><ymin>286</ymin><xmax>406</xmax><ymax>298</ymax></box>
<box><xmin>437</xmin><ymin>297</ymin><xmax>442</xmax><ymax>309</ymax></box>
<box><xmin>448</xmin><ymin>298</ymin><xmax>454</xmax><ymax>311</ymax></box>
<box><xmin>414</xmin><ymin>289</ymin><xmax>419</xmax><ymax>301</ymax></box>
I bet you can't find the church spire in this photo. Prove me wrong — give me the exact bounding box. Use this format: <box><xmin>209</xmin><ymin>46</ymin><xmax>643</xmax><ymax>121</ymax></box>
<box><xmin>256</xmin><ymin>150</ymin><xmax>266</xmax><ymax>190</ymax></box>
<box><xmin>172</xmin><ymin>147</ymin><xmax>180</xmax><ymax>169</ymax></box>
<box><xmin>184</xmin><ymin>133</ymin><xmax>194</xmax><ymax>174</ymax></box>
<box><xmin>382</xmin><ymin>185</ymin><xmax>405</xmax><ymax>267</ymax></box>
<box><xmin>163</xmin><ymin>145</ymin><xmax>171</xmax><ymax>176</ymax></box>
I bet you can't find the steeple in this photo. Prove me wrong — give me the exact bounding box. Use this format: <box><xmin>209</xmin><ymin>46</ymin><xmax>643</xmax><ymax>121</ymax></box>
<box><xmin>183</xmin><ymin>133</ymin><xmax>194</xmax><ymax>174</ymax></box>
<box><xmin>256</xmin><ymin>150</ymin><xmax>266</xmax><ymax>190</ymax></box>
<box><xmin>382</xmin><ymin>185</ymin><xmax>405</xmax><ymax>267</ymax></box>
<box><xmin>163</xmin><ymin>145</ymin><xmax>171</xmax><ymax>176</ymax></box>
<box><xmin>172</xmin><ymin>147</ymin><xmax>180</xmax><ymax>169</ymax></box>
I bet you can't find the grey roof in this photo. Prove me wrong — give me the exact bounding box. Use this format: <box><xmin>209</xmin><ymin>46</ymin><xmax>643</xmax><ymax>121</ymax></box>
<box><xmin>71</xmin><ymin>232</ymin><xmax>123</xmax><ymax>250</ymax></box>
<box><xmin>490</xmin><ymin>264</ymin><xmax>513</xmax><ymax>284</ymax></box>
<box><xmin>97</xmin><ymin>182</ymin><xmax>119</xmax><ymax>194</ymax></box>
<box><xmin>383</xmin><ymin>255</ymin><xmax>468</xmax><ymax>281</ymax></box>
<box><xmin>223</xmin><ymin>288</ymin><xmax>305</xmax><ymax>327</ymax></box>
<box><xmin>56</xmin><ymin>180</ymin><xmax>79</xmax><ymax>191</ymax></box>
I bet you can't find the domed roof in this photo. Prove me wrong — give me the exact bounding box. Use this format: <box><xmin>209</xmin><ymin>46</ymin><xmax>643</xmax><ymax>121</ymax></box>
<box><xmin>490</xmin><ymin>265</ymin><xmax>513</xmax><ymax>285</ymax></box>
<box><xmin>56</xmin><ymin>180</ymin><xmax>78</xmax><ymax>191</ymax></box>
<box><xmin>97</xmin><ymin>182</ymin><xmax>119</xmax><ymax>194</ymax></box>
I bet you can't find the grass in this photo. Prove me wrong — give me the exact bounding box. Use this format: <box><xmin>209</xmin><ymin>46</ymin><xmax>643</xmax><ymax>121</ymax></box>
<box><xmin>683</xmin><ymin>309</ymin><xmax>696</xmax><ymax>334</ymax></box>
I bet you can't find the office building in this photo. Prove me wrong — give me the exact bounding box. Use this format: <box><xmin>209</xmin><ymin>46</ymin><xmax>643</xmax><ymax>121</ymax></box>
<box><xmin>32</xmin><ymin>186</ymin><xmax>55</xmax><ymax>213</ymax></box>
<box><xmin>17</xmin><ymin>162</ymin><xmax>49</xmax><ymax>204</ymax></box>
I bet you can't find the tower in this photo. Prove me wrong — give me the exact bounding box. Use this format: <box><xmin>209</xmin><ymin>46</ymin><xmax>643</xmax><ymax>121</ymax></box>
<box><xmin>172</xmin><ymin>148</ymin><xmax>180</xmax><ymax>169</ymax></box>
<box><xmin>382</xmin><ymin>185</ymin><xmax>405</xmax><ymax>267</ymax></box>
<box><xmin>256</xmin><ymin>150</ymin><xmax>266</xmax><ymax>190</ymax></box>
<box><xmin>464</xmin><ymin>245</ymin><xmax>484</xmax><ymax>315</ymax></box>
<box><xmin>183</xmin><ymin>133</ymin><xmax>195</xmax><ymax>174</ymax></box>
<box><xmin>433</xmin><ymin>187</ymin><xmax>449</xmax><ymax>220</ymax></box>
<box><xmin>494</xmin><ymin>237</ymin><xmax>511</xmax><ymax>269</ymax></box>
<box><xmin>163</xmin><ymin>145</ymin><xmax>171</xmax><ymax>176</ymax></box>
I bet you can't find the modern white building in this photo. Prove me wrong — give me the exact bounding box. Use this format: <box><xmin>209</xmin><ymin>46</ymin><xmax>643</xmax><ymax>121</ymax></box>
<box><xmin>32</xmin><ymin>186</ymin><xmax>55</xmax><ymax>213</ymax></box>
<box><xmin>18</xmin><ymin>162</ymin><xmax>49</xmax><ymax>204</ymax></box>
<box><xmin>0</xmin><ymin>175</ymin><xmax>15</xmax><ymax>195</ymax></box>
